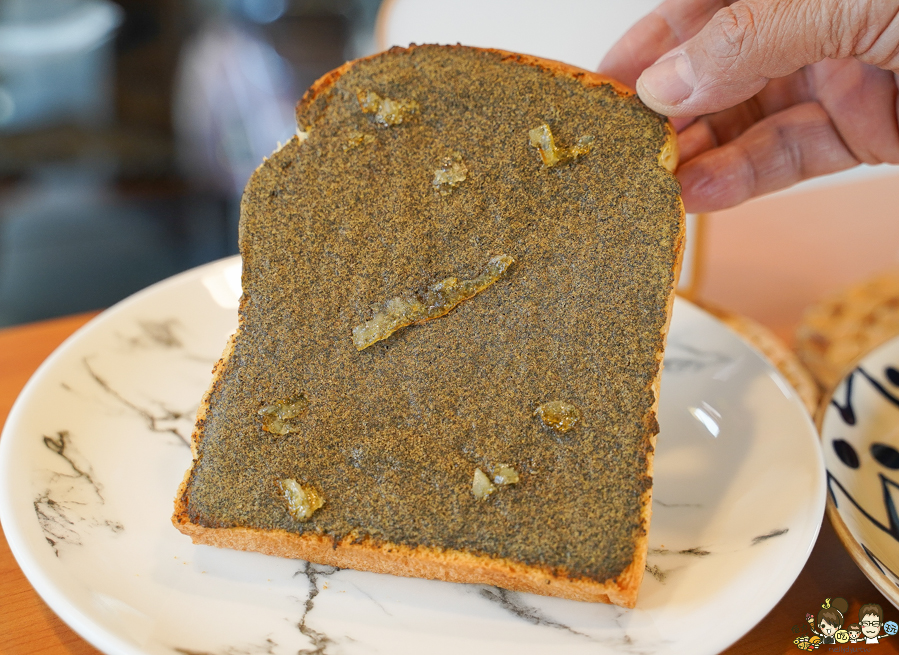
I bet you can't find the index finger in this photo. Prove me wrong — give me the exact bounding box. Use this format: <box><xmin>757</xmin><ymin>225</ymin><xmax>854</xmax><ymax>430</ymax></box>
<box><xmin>598</xmin><ymin>0</ymin><xmax>730</xmax><ymax>87</ymax></box>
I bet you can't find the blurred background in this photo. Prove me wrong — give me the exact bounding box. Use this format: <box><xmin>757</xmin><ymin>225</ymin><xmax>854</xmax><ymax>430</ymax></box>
<box><xmin>2</xmin><ymin>0</ymin><xmax>898</xmax><ymax>344</ymax></box>
<box><xmin>0</xmin><ymin>0</ymin><xmax>382</xmax><ymax>326</ymax></box>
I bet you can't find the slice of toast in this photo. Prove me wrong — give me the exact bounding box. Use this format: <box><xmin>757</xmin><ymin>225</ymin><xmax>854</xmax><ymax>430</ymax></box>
<box><xmin>173</xmin><ymin>45</ymin><xmax>684</xmax><ymax>608</ymax></box>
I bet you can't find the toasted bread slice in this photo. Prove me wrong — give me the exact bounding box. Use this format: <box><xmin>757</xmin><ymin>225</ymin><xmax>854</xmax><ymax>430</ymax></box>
<box><xmin>173</xmin><ymin>45</ymin><xmax>684</xmax><ymax>608</ymax></box>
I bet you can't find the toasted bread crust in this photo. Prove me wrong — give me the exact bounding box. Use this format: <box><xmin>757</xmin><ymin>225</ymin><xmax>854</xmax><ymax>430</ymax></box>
<box><xmin>173</xmin><ymin>516</ymin><xmax>642</xmax><ymax>606</ymax></box>
<box><xmin>174</xmin><ymin>44</ymin><xmax>684</xmax><ymax>608</ymax></box>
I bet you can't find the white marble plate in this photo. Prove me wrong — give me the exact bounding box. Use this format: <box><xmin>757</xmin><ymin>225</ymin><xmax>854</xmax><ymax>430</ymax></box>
<box><xmin>820</xmin><ymin>336</ymin><xmax>899</xmax><ymax>611</ymax></box>
<box><xmin>0</xmin><ymin>256</ymin><xmax>824</xmax><ymax>655</ymax></box>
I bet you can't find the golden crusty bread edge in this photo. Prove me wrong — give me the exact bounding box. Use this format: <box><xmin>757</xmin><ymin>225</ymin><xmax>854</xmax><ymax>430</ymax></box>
<box><xmin>173</xmin><ymin>44</ymin><xmax>685</xmax><ymax>609</ymax></box>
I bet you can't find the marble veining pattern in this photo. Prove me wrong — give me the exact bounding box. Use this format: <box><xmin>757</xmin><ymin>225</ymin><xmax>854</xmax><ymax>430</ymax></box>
<box><xmin>751</xmin><ymin>529</ymin><xmax>789</xmax><ymax>545</ymax></box>
<box><xmin>661</xmin><ymin>341</ymin><xmax>733</xmax><ymax>374</ymax></box>
<box><xmin>478</xmin><ymin>586</ymin><xmax>594</xmax><ymax>639</ymax></box>
<box><xmin>83</xmin><ymin>358</ymin><xmax>193</xmax><ymax>447</ymax></box>
<box><xmin>34</xmin><ymin>430</ymin><xmax>123</xmax><ymax>556</ymax></box>
<box><xmin>294</xmin><ymin>562</ymin><xmax>341</xmax><ymax>655</ymax></box>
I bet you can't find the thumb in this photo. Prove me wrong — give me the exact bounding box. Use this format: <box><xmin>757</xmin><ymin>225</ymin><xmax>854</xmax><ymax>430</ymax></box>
<box><xmin>635</xmin><ymin>0</ymin><xmax>892</xmax><ymax>116</ymax></box>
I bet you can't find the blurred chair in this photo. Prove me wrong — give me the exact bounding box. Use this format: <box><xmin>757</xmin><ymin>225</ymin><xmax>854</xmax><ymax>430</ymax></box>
<box><xmin>173</xmin><ymin>0</ymin><xmax>376</xmax><ymax>199</ymax></box>
<box><xmin>173</xmin><ymin>16</ymin><xmax>298</xmax><ymax>198</ymax></box>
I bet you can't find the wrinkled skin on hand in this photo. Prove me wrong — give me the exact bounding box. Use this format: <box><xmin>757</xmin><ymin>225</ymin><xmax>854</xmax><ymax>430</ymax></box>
<box><xmin>600</xmin><ymin>0</ymin><xmax>899</xmax><ymax>212</ymax></box>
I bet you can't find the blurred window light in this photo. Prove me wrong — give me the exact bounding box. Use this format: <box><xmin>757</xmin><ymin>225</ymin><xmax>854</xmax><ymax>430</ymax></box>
<box><xmin>237</xmin><ymin>0</ymin><xmax>286</xmax><ymax>24</ymax></box>
<box><xmin>0</xmin><ymin>0</ymin><xmax>123</xmax><ymax>131</ymax></box>
<box><xmin>0</xmin><ymin>0</ymin><xmax>122</xmax><ymax>58</ymax></box>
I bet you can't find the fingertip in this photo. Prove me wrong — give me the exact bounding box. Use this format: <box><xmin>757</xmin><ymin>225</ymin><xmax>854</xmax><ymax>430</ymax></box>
<box><xmin>636</xmin><ymin>53</ymin><xmax>695</xmax><ymax>114</ymax></box>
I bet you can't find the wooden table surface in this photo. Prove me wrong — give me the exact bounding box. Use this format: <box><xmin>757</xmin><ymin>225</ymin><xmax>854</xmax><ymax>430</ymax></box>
<box><xmin>3</xmin><ymin>171</ymin><xmax>899</xmax><ymax>654</ymax></box>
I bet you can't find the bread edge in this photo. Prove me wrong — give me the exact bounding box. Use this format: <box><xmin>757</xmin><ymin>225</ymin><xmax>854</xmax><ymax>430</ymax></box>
<box><xmin>297</xmin><ymin>45</ymin><xmax>679</xmax><ymax>173</ymax></box>
<box><xmin>173</xmin><ymin>44</ymin><xmax>685</xmax><ymax>608</ymax></box>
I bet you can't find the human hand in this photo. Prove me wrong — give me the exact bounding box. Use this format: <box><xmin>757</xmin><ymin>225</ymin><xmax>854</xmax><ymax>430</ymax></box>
<box><xmin>599</xmin><ymin>0</ymin><xmax>899</xmax><ymax>213</ymax></box>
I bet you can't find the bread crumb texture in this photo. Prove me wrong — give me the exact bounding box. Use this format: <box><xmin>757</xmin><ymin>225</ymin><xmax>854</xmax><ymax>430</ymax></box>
<box><xmin>180</xmin><ymin>46</ymin><xmax>681</xmax><ymax>590</ymax></box>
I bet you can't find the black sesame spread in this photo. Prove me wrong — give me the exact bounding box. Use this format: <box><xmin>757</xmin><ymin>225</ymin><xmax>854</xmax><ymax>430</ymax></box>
<box><xmin>181</xmin><ymin>45</ymin><xmax>682</xmax><ymax>583</ymax></box>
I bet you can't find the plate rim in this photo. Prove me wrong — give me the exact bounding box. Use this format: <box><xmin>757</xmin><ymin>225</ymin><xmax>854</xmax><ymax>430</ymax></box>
<box><xmin>0</xmin><ymin>255</ymin><xmax>826</xmax><ymax>655</ymax></box>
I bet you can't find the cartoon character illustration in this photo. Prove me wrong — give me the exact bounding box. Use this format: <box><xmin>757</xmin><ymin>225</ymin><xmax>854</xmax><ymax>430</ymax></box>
<box><xmin>807</xmin><ymin>597</ymin><xmax>849</xmax><ymax>645</ymax></box>
<box><xmin>859</xmin><ymin>602</ymin><xmax>896</xmax><ymax>643</ymax></box>
<box><xmin>794</xmin><ymin>597</ymin><xmax>898</xmax><ymax>649</ymax></box>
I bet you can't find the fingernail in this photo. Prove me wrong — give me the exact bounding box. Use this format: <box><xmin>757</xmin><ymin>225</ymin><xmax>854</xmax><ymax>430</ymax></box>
<box><xmin>637</xmin><ymin>53</ymin><xmax>695</xmax><ymax>107</ymax></box>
